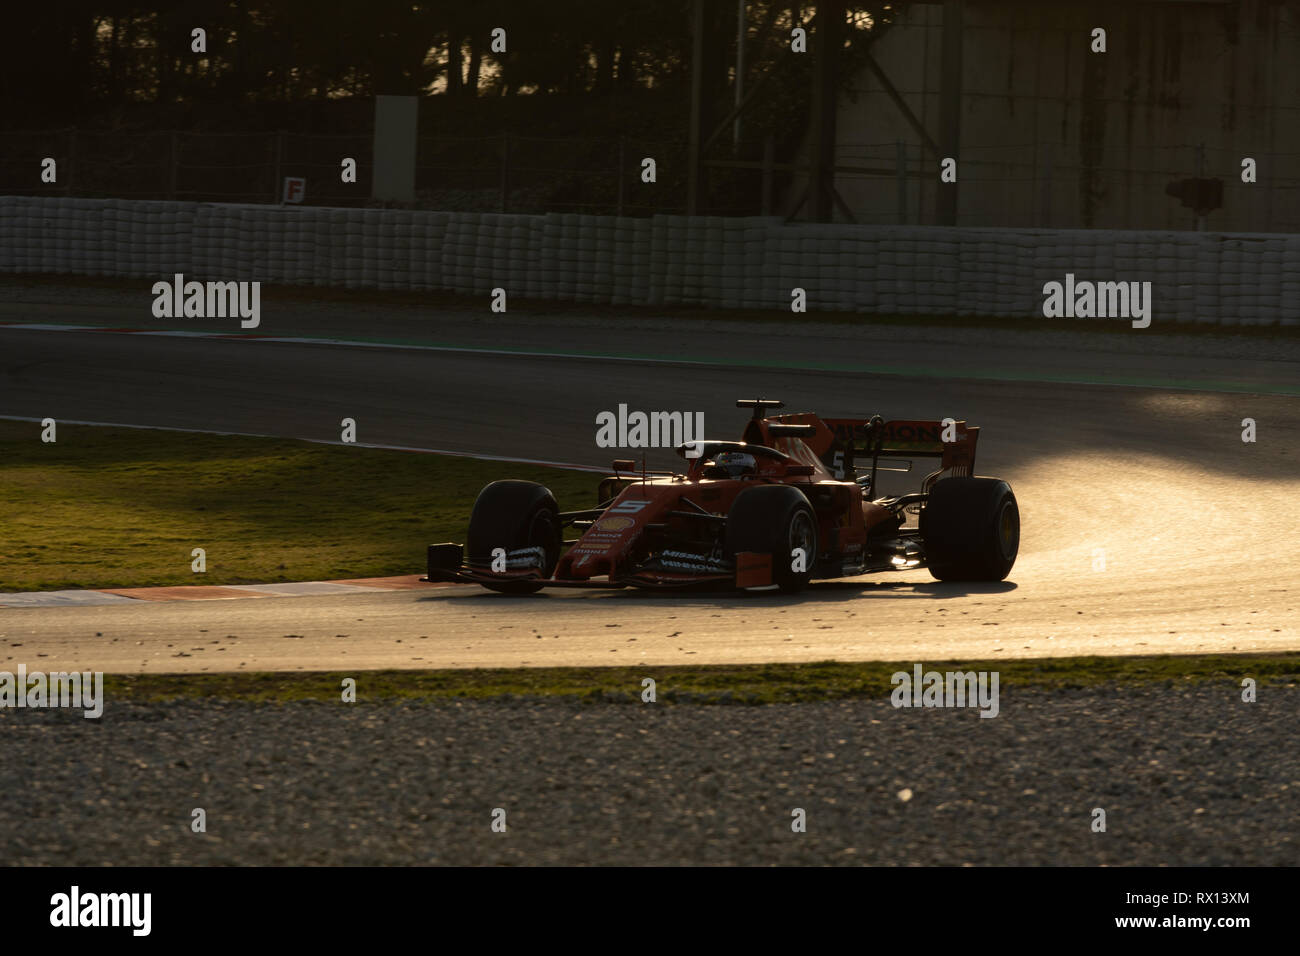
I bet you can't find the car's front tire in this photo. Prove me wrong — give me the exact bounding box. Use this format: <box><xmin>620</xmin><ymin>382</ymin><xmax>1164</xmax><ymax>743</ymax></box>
<box><xmin>724</xmin><ymin>485</ymin><xmax>819</xmax><ymax>593</ymax></box>
<box><xmin>466</xmin><ymin>480</ymin><xmax>561</xmax><ymax>594</ymax></box>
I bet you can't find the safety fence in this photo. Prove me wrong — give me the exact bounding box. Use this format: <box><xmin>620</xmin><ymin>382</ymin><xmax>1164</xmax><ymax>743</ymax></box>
<box><xmin>2</xmin><ymin>196</ymin><xmax>1296</xmax><ymax>325</ymax></box>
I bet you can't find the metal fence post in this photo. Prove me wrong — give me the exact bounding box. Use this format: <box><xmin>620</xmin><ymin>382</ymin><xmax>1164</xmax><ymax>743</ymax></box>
<box><xmin>1195</xmin><ymin>143</ymin><xmax>1206</xmax><ymax>231</ymax></box>
<box><xmin>273</xmin><ymin>130</ymin><xmax>285</xmax><ymax>204</ymax></box>
<box><xmin>1266</xmin><ymin>149</ymin><xmax>1274</xmax><ymax>232</ymax></box>
<box><xmin>169</xmin><ymin>131</ymin><xmax>178</xmax><ymax>199</ymax></box>
<box><xmin>616</xmin><ymin>135</ymin><xmax>626</xmax><ymax>216</ymax></box>
<box><xmin>66</xmin><ymin>128</ymin><xmax>76</xmax><ymax>197</ymax></box>
<box><xmin>499</xmin><ymin>131</ymin><xmax>510</xmax><ymax>213</ymax></box>
<box><xmin>734</xmin><ymin>0</ymin><xmax>745</xmax><ymax>149</ymax></box>
<box><xmin>761</xmin><ymin>133</ymin><xmax>774</xmax><ymax>216</ymax></box>
<box><xmin>1040</xmin><ymin>141</ymin><xmax>1053</xmax><ymax>228</ymax></box>
<box><xmin>896</xmin><ymin>139</ymin><xmax>906</xmax><ymax>224</ymax></box>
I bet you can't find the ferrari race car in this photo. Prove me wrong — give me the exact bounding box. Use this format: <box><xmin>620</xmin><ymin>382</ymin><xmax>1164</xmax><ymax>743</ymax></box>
<box><xmin>422</xmin><ymin>399</ymin><xmax>1019</xmax><ymax>594</ymax></box>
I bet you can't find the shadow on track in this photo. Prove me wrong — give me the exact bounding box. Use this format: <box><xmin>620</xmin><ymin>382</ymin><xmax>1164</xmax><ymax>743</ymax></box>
<box><xmin>420</xmin><ymin>578</ymin><xmax>1018</xmax><ymax>608</ymax></box>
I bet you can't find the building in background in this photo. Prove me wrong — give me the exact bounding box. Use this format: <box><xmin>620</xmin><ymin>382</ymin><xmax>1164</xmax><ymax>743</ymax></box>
<box><xmin>791</xmin><ymin>0</ymin><xmax>1300</xmax><ymax>232</ymax></box>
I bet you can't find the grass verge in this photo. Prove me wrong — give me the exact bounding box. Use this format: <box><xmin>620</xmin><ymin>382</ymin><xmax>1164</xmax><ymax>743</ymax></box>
<box><xmin>105</xmin><ymin>653</ymin><xmax>1300</xmax><ymax>705</ymax></box>
<box><xmin>0</xmin><ymin>420</ymin><xmax>595</xmax><ymax>591</ymax></box>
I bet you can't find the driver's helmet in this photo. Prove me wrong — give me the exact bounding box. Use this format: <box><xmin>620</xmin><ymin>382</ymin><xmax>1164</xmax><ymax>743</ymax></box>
<box><xmin>708</xmin><ymin>450</ymin><xmax>758</xmax><ymax>478</ymax></box>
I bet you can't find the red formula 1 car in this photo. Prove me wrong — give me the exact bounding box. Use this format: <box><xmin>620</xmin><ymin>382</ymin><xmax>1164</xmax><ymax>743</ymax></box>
<box><xmin>423</xmin><ymin>399</ymin><xmax>1019</xmax><ymax>594</ymax></box>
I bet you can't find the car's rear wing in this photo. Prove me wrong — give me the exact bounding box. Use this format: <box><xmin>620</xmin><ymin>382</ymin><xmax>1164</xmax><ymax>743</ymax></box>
<box><xmin>767</xmin><ymin>414</ymin><xmax>979</xmax><ymax>487</ymax></box>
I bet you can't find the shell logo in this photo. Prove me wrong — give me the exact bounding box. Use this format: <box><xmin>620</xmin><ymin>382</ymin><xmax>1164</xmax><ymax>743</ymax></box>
<box><xmin>596</xmin><ymin>516</ymin><xmax>636</xmax><ymax>532</ymax></box>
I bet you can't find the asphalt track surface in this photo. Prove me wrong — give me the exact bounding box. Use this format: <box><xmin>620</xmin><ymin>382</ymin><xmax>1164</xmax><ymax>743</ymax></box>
<box><xmin>2</xmin><ymin>293</ymin><xmax>1299</xmax><ymax>672</ymax></box>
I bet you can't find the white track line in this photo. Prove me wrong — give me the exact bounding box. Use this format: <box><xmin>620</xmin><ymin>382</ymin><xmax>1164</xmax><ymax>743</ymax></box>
<box><xmin>0</xmin><ymin>415</ymin><xmax>607</xmax><ymax>473</ymax></box>
<box><xmin>0</xmin><ymin>321</ymin><xmax>691</xmax><ymax>366</ymax></box>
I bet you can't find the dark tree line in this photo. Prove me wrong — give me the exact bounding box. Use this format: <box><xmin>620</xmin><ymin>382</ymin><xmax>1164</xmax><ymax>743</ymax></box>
<box><xmin>1</xmin><ymin>2</ymin><xmax>899</xmax><ymax>134</ymax></box>
<box><xmin>0</xmin><ymin>0</ymin><xmax>904</xmax><ymax>166</ymax></box>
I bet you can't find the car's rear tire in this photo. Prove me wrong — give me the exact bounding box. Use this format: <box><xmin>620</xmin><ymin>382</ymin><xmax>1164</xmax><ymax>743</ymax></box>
<box><xmin>724</xmin><ymin>485</ymin><xmax>819</xmax><ymax>593</ymax></box>
<box><xmin>466</xmin><ymin>480</ymin><xmax>561</xmax><ymax>594</ymax></box>
<box><xmin>920</xmin><ymin>477</ymin><xmax>1019</xmax><ymax>581</ymax></box>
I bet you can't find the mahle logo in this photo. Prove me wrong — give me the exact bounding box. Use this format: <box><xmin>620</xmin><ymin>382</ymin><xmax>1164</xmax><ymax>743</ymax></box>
<box><xmin>595</xmin><ymin>404</ymin><xmax>704</xmax><ymax>451</ymax></box>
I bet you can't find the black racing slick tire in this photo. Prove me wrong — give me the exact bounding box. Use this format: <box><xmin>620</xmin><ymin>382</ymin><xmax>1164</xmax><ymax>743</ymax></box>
<box><xmin>724</xmin><ymin>485</ymin><xmax>819</xmax><ymax>593</ymax></box>
<box><xmin>920</xmin><ymin>477</ymin><xmax>1019</xmax><ymax>582</ymax></box>
<box><xmin>466</xmin><ymin>480</ymin><xmax>561</xmax><ymax>594</ymax></box>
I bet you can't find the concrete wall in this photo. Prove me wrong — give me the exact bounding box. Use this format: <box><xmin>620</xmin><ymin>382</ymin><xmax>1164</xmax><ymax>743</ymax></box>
<box><xmin>3</xmin><ymin>196</ymin><xmax>1297</xmax><ymax>325</ymax></box>
<box><xmin>816</xmin><ymin>0</ymin><xmax>1300</xmax><ymax>231</ymax></box>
